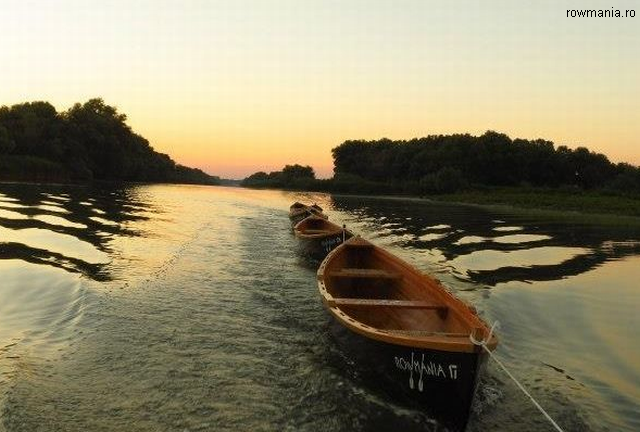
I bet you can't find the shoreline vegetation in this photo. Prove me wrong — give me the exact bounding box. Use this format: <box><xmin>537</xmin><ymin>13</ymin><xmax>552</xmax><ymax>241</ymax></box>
<box><xmin>0</xmin><ymin>99</ymin><xmax>219</xmax><ymax>185</ymax></box>
<box><xmin>241</xmin><ymin>131</ymin><xmax>640</xmax><ymax>221</ymax></box>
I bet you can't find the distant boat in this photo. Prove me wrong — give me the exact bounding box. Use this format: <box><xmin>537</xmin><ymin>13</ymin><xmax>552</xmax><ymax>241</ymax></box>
<box><xmin>293</xmin><ymin>215</ymin><xmax>354</xmax><ymax>258</ymax></box>
<box><xmin>290</xmin><ymin>201</ymin><xmax>323</xmax><ymax>213</ymax></box>
<box><xmin>289</xmin><ymin>202</ymin><xmax>327</xmax><ymax>226</ymax></box>
<box><xmin>317</xmin><ymin>236</ymin><xmax>498</xmax><ymax>431</ymax></box>
<box><xmin>289</xmin><ymin>201</ymin><xmax>308</xmax><ymax>212</ymax></box>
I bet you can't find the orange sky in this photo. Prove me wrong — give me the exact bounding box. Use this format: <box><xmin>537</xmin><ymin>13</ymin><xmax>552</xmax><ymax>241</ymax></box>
<box><xmin>1</xmin><ymin>1</ymin><xmax>638</xmax><ymax>179</ymax></box>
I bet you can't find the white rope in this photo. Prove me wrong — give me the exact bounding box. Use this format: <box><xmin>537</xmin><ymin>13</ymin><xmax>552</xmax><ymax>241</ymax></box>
<box><xmin>470</xmin><ymin>321</ymin><xmax>565</xmax><ymax>432</ymax></box>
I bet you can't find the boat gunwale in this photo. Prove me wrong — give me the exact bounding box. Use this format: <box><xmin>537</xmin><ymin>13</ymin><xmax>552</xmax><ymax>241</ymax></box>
<box><xmin>289</xmin><ymin>207</ymin><xmax>328</xmax><ymax>220</ymax></box>
<box><xmin>294</xmin><ymin>215</ymin><xmax>352</xmax><ymax>240</ymax></box>
<box><xmin>317</xmin><ymin>236</ymin><xmax>498</xmax><ymax>353</ymax></box>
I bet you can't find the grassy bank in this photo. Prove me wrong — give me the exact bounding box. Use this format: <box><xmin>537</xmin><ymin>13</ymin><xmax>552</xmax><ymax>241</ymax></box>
<box><xmin>246</xmin><ymin>179</ymin><xmax>640</xmax><ymax>226</ymax></box>
<box><xmin>430</xmin><ymin>188</ymin><xmax>640</xmax><ymax>218</ymax></box>
<box><xmin>328</xmin><ymin>191</ymin><xmax>640</xmax><ymax>231</ymax></box>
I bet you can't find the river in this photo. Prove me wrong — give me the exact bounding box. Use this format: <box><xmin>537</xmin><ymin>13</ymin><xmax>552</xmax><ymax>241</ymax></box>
<box><xmin>0</xmin><ymin>183</ymin><xmax>638</xmax><ymax>431</ymax></box>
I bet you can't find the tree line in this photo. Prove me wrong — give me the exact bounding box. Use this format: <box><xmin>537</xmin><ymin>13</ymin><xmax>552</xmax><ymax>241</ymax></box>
<box><xmin>243</xmin><ymin>131</ymin><xmax>640</xmax><ymax>196</ymax></box>
<box><xmin>241</xmin><ymin>164</ymin><xmax>317</xmax><ymax>189</ymax></box>
<box><xmin>0</xmin><ymin>99</ymin><xmax>219</xmax><ymax>184</ymax></box>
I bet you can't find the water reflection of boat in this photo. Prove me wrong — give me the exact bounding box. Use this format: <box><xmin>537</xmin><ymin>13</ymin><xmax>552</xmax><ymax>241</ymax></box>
<box><xmin>317</xmin><ymin>236</ymin><xmax>498</xmax><ymax>431</ymax></box>
<box><xmin>288</xmin><ymin>202</ymin><xmax>327</xmax><ymax>226</ymax></box>
<box><xmin>293</xmin><ymin>215</ymin><xmax>353</xmax><ymax>259</ymax></box>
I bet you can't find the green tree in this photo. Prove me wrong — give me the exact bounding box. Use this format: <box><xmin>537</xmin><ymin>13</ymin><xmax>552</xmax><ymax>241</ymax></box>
<box><xmin>282</xmin><ymin>164</ymin><xmax>315</xmax><ymax>180</ymax></box>
<box><xmin>0</xmin><ymin>125</ymin><xmax>15</xmax><ymax>153</ymax></box>
<box><xmin>0</xmin><ymin>98</ymin><xmax>219</xmax><ymax>184</ymax></box>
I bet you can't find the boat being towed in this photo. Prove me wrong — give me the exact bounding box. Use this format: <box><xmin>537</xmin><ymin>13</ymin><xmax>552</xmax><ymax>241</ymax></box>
<box><xmin>293</xmin><ymin>215</ymin><xmax>354</xmax><ymax>258</ymax></box>
<box><xmin>317</xmin><ymin>236</ymin><xmax>498</xmax><ymax>431</ymax></box>
<box><xmin>290</xmin><ymin>201</ymin><xmax>322</xmax><ymax>213</ymax></box>
<box><xmin>288</xmin><ymin>202</ymin><xmax>327</xmax><ymax>226</ymax></box>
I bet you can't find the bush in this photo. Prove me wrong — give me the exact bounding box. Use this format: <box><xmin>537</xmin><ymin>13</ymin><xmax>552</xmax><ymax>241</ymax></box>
<box><xmin>419</xmin><ymin>167</ymin><xmax>467</xmax><ymax>194</ymax></box>
<box><xmin>606</xmin><ymin>170</ymin><xmax>640</xmax><ymax>194</ymax></box>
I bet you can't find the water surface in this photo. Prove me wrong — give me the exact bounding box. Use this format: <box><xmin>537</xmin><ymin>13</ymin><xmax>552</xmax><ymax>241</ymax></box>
<box><xmin>1</xmin><ymin>184</ymin><xmax>639</xmax><ymax>431</ymax></box>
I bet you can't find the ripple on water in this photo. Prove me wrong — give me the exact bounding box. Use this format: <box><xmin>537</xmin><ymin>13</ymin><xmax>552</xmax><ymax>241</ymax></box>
<box><xmin>0</xmin><ymin>209</ymin><xmax>26</xmax><ymax>220</ymax></box>
<box><xmin>0</xmin><ymin>226</ymin><xmax>109</xmax><ymax>264</ymax></box>
<box><xmin>31</xmin><ymin>215</ymin><xmax>88</xmax><ymax>230</ymax></box>
<box><xmin>40</xmin><ymin>200</ymin><xmax>63</xmax><ymax>207</ymax></box>
<box><xmin>492</xmin><ymin>226</ymin><xmax>523</xmax><ymax>232</ymax></box>
<box><xmin>417</xmin><ymin>232</ymin><xmax>448</xmax><ymax>242</ymax></box>
<box><xmin>425</xmin><ymin>224</ymin><xmax>451</xmax><ymax>230</ymax></box>
<box><xmin>0</xmin><ymin>194</ymin><xmax>19</xmax><ymax>203</ymax></box>
<box><xmin>43</xmin><ymin>193</ymin><xmax>71</xmax><ymax>202</ymax></box>
<box><xmin>454</xmin><ymin>236</ymin><xmax>487</xmax><ymax>245</ymax></box>
<box><xmin>89</xmin><ymin>216</ymin><xmax>119</xmax><ymax>227</ymax></box>
<box><xmin>454</xmin><ymin>234</ymin><xmax>552</xmax><ymax>245</ymax></box>
<box><xmin>492</xmin><ymin>234</ymin><xmax>552</xmax><ymax>244</ymax></box>
<box><xmin>36</xmin><ymin>204</ymin><xmax>70</xmax><ymax>214</ymax></box>
<box><xmin>451</xmin><ymin>246</ymin><xmax>591</xmax><ymax>272</ymax></box>
<box><xmin>0</xmin><ymin>202</ymin><xmax>26</xmax><ymax>209</ymax></box>
<box><xmin>0</xmin><ymin>260</ymin><xmax>86</xmax><ymax>372</ymax></box>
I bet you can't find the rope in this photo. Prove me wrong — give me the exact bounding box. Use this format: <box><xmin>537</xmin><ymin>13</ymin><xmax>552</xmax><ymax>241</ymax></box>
<box><xmin>470</xmin><ymin>321</ymin><xmax>565</xmax><ymax>432</ymax></box>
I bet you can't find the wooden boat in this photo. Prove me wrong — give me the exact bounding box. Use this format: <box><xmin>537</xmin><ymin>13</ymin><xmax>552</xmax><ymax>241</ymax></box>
<box><xmin>290</xmin><ymin>201</ymin><xmax>322</xmax><ymax>213</ymax></box>
<box><xmin>317</xmin><ymin>236</ymin><xmax>498</xmax><ymax>431</ymax></box>
<box><xmin>288</xmin><ymin>202</ymin><xmax>327</xmax><ymax>226</ymax></box>
<box><xmin>293</xmin><ymin>215</ymin><xmax>354</xmax><ymax>258</ymax></box>
<box><xmin>289</xmin><ymin>201</ymin><xmax>308</xmax><ymax>212</ymax></box>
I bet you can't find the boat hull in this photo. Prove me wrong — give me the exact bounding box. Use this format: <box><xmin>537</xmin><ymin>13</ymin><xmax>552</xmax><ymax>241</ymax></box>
<box><xmin>328</xmin><ymin>319</ymin><xmax>486</xmax><ymax>431</ymax></box>
<box><xmin>297</xmin><ymin>231</ymin><xmax>353</xmax><ymax>260</ymax></box>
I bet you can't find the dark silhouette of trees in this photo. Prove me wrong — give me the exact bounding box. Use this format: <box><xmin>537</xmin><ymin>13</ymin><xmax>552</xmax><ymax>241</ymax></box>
<box><xmin>242</xmin><ymin>131</ymin><xmax>640</xmax><ymax>199</ymax></box>
<box><xmin>0</xmin><ymin>125</ymin><xmax>15</xmax><ymax>153</ymax></box>
<box><xmin>241</xmin><ymin>164</ymin><xmax>316</xmax><ymax>189</ymax></box>
<box><xmin>281</xmin><ymin>164</ymin><xmax>314</xmax><ymax>180</ymax></box>
<box><xmin>0</xmin><ymin>98</ymin><xmax>219</xmax><ymax>185</ymax></box>
<box><xmin>330</xmin><ymin>131</ymin><xmax>640</xmax><ymax>194</ymax></box>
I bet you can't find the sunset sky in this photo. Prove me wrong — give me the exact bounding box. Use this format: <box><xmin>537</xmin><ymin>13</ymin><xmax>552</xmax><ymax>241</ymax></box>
<box><xmin>1</xmin><ymin>0</ymin><xmax>638</xmax><ymax>178</ymax></box>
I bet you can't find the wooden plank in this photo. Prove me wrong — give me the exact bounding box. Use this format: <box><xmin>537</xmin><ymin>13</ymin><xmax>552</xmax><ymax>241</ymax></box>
<box><xmin>329</xmin><ymin>268</ymin><xmax>402</xmax><ymax>279</ymax></box>
<box><xmin>328</xmin><ymin>298</ymin><xmax>446</xmax><ymax>309</ymax></box>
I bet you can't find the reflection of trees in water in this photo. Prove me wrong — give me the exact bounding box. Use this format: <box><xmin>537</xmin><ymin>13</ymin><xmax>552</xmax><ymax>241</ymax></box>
<box><xmin>0</xmin><ymin>242</ymin><xmax>108</xmax><ymax>281</ymax></box>
<box><xmin>0</xmin><ymin>183</ymin><xmax>157</xmax><ymax>280</ymax></box>
<box><xmin>465</xmin><ymin>242</ymin><xmax>640</xmax><ymax>285</ymax></box>
<box><xmin>329</xmin><ymin>196</ymin><xmax>640</xmax><ymax>286</ymax></box>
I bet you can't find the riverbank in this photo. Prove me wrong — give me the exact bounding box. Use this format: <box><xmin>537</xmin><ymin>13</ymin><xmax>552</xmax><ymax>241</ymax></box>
<box><xmin>0</xmin><ymin>155</ymin><xmax>220</xmax><ymax>186</ymax></box>
<box><xmin>322</xmin><ymin>190</ymin><xmax>640</xmax><ymax>229</ymax></box>
<box><xmin>429</xmin><ymin>188</ymin><xmax>640</xmax><ymax>222</ymax></box>
<box><xmin>432</xmin><ymin>187</ymin><xmax>638</xmax><ymax>213</ymax></box>
<box><xmin>256</xmin><ymin>183</ymin><xmax>640</xmax><ymax>227</ymax></box>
